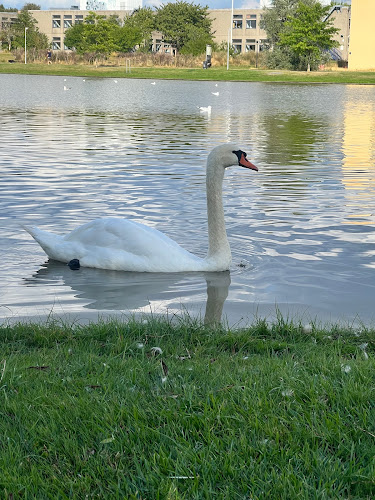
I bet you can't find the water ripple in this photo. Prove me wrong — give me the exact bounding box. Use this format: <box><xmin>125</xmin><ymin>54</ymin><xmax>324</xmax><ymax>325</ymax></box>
<box><xmin>1</xmin><ymin>75</ymin><xmax>375</xmax><ymax>324</ymax></box>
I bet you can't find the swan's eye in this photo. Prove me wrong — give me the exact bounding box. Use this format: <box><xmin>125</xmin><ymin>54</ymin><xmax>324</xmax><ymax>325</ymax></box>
<box><xmin>233</xmin><ymin>150</ymin><xmax>247</xmax><ymax>163</ymax></box>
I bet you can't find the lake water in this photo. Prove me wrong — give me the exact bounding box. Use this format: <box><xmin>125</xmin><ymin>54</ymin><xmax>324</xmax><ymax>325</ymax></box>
<box><xmin>1</xmin><ymin>73</ymin><xmax>375</xmax><ymax>326</ymax></box>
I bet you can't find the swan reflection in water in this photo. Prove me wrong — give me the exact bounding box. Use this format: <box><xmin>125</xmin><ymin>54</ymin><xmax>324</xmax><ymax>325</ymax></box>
<box><xmin>24</xmin><ymin>261</ymin><xmax>231</xmax><ymax>325</ymax></box>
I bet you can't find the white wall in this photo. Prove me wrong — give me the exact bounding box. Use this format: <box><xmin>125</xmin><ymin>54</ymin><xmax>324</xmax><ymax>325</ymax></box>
<box><xmin>79</xmin><ymin>0</ymin><xmax>142</xmax><ymax>10</ymax></box>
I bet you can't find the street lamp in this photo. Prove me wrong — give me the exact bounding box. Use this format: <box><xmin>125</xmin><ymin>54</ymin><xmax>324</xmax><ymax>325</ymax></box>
<box><xmin>227</xmin><ymin>0</ymin><xmax>234</xmax><ymax>70</ymax></box>
<box><xmin>24</xmin><ymin>27</ymin><xmax>28</xmax><ymax>64</ymax></box>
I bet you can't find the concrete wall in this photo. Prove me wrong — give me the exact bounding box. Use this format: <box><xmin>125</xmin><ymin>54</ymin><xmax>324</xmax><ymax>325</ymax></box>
<box><xmin>30</xmin><ymin>9</ymin><xmax>130</xmax><ymax>51</ymax></box>
<box><xmin>348</xmin><ymin>0</ymin><xmax>375</xmax><ymax>70</ymax></box>
<box><xmin>208</xmin><ymin>9</ymin><xmax>267</xmax><ymax>53</ymax></box>
<box><xmin>325</xmin><ymin>6</ymin><xmax>350</xmax><ymax>61</ymax></box>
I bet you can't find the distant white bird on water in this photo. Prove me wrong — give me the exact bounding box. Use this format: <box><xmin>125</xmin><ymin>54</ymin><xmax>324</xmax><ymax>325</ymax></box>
<box><xmin>63</xmin><ymin>85</ymin><xmax>71</xmax><ymax>91</ymax></box>
<box><xmin>151</xmin><ymin>82</ymin><xmax>156</xmax><ymax>85</ymax></box>
<box><xmin>197</xmin><ymin>105</ymin><xmax>212</xmax><ymax>114</ymax></box>
<box><xmin>212</xmin><ymin>92</ymin><xmax>219</xmax><ymax>96</ymax></box>
<box><xmin>24</xmin><ymin>144</ymin><xmax>258</xmax><ymax>273</ymax></box>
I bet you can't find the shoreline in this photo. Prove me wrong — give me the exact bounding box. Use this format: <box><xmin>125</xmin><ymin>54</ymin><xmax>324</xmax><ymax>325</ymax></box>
<box><xmin>1</xmin><ymin>62</ymin><xmax>375</xmax><ymax>85</ymax></box>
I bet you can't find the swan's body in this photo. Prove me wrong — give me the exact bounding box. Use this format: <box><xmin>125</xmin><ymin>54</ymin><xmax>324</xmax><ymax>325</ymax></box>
<box><xmin>198</xmin><ymin>105</ymin><xmax>212</xmax><ymax>113</ymax></box>
<box><xmin>25</xmin><ymin>144</ymin><xmax>257</xmax><ymax>272</ymax></box>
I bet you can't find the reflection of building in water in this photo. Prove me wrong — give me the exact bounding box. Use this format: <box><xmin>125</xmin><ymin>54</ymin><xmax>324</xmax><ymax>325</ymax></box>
<box><xmin>342</xmin><ymin>88</ymin><xmax>375</xmax><ymax>224</ymax></box>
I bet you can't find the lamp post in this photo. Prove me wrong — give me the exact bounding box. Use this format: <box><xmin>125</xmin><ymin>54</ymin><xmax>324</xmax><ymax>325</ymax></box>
<box><xmin>256</xmin><ymin>39</ymin><xmax>259</xmax><ymax>68</ymax></box>
<box><xmin>227</xmin><ymin>0</ymin><xmax>234</xmax><ymax>70</ymax></box>
<box><xmin>24</xmin><ymin>27</ymin><xmax>28</xmax><ymax>64</ymax></box>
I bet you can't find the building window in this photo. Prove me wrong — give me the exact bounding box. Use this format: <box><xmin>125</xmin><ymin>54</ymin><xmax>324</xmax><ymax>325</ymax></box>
<box><xmin>64</xmin><ymin>15</ymin><xmax>73</xmax><ymax>29</ymax></box>
<box><xmin>232</xmin><ymin>39</ymin><xmax>242</xmax><ymax>53</ymax></box>
<box><xmin>246</xmin><ymin>39</ymin><xmax>256</xmax><ymax>51</ymax></box>
<box><xmin>233</xmin><ymin>14</ymin><xmax>243</xmax><ymax>29</ymax></box>
<box><xmin>52</xmin><ymin>16</ymin><xmax>61</xmax><ymax>29</ymax></box>
<box><xmin>246</xmin><ymin>15</ymin><xmax>257</xmax><ymax>29</ymax></box>
<box><xmin>75</xmin><ymin>15</ymin><xmax>84</xmax><ymax>24</ymax></box>
<box><xmin>52</xmin><ymin>37</ymin><xmax>61</xmax><ymax>50</ymax></box>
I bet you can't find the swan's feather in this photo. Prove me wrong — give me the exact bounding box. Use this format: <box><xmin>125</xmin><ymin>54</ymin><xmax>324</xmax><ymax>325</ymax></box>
<box><xmin>25</xmin><ymin>218</ymin><xmax>205</xmax><ymax>272</ymax></box>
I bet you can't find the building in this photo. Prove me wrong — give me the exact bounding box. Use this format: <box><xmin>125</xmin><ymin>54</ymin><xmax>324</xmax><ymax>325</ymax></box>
<box><xmin>0</xmin><ymin>4</ymin><xmax>357</xmax><ymax>64</ymax></box>
<box><xmin>208</xmin><ymin>9</ymin><xmax>268</xmax><ymax>54</ymax></box>
<box><xmin>79</xmin><ymin>0</ymin><xmax>141</xmax><ymax>11</ymax></box>
<box><xmin>325</xmin><ymin>4</ymin><xmax>351</xmax><ymax>62</ymax></box>
<box><xmin>26</xmin><ymin>9</ymin><xmax>132</xmax><ymax>51</ymax></box>
<box><xmin>348</xmin><ymin>0</ymin><xmax>375</xmax><ymax>70</ymax></box>
<box><xmin>0</xmin><ymin>7</ymin><xmax>271</xmax><ymax>55</ymax></box>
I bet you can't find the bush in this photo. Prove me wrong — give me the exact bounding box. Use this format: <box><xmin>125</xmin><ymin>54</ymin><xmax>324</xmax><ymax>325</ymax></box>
<box><xmin>264</xmin><ymin>47</ymin><xmax>295</xmax><ymax>70</ymax></box>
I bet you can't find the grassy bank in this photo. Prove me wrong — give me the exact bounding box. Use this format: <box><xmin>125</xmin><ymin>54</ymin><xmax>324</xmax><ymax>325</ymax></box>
<box><xmin>0</xmin><ymin>316</ymin><xmax>374</xmax><ymax>498</ymax></box>
<box><xmin>1</xmin><ymin>59</ymin><xmax>375</xmax><ymax>84</ymax></box>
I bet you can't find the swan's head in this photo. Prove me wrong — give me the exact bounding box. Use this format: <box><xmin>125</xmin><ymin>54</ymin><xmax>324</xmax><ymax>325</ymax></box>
<box><xmin>209</xmin><ymin>143</ymin><xmax>258</xmax><ymax>171</ymax></box>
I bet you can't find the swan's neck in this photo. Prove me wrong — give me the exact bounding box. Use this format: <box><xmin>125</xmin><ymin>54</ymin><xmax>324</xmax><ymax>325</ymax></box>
<box><xmin>205</xmin><ymin>159</ymin><xmax>231</xmax><ymax>264</ymax></box>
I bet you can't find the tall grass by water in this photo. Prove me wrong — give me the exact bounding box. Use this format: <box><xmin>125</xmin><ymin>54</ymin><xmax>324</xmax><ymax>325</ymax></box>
<box><xmin>0</xmin><ymin>315</ymin><xmax>374</xmax><ymax>498</ymax></box>
<box><xmin>1</xmin><ymin>50</ymin><xmax>375</xmax><ymax>84</ymax></box>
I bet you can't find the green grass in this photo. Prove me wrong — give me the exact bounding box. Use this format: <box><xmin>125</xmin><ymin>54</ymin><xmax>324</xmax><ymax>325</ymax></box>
<box><xmin>0</xmin><ymin>315</ymin><xmax>374</xmax><ymax>498</ymax></box>
<box><xmin>1</xmin><ymin>60</ymin><xmax>375</xmax><ymax>84</ymax></box>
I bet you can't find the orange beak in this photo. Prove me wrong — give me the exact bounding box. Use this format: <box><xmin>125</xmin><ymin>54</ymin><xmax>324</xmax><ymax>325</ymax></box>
<box><xmin>239</xmin><ymin>153</ymin><xmax>258</xmax><ymax>171</ymax></box>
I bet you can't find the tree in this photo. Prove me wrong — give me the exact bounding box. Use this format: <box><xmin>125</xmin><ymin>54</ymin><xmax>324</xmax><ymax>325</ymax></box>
<box><xmin>21</xmin><ymin>3</ymin><xmax>41</xmax><ymax>9</ymax></box>
<box><xmin>279</xmin><ymin>2</ymin><xmax>339</xmax><ymax>71</ymax></box>
<box><xmin>12</xmin><ymin>9</ymin><xmax>48</xmax><ymax>49</ymax></box>
<box><xmin>179</xmin><ymin>25</ymin><xmax>213</xmax><ymax>56</ymax></box>
<box><xmin>0</xmin><ymin>4</ymin><xmax>17</xmax><ymax>11</ymax></box>
<box><xmin>0</xmin><ymin>22</ymin><xmax>15</xmax><ymax>50</ymax></box>
<box><xmin>119</xmin><ymin>7</ymin><xmax>155</xmax><ymax>52</ymax></box>
<box><xmin>261</xmin><ymin>0</ymin><xmax>302</xmax><ymax>46</ymax></box>
<box><xmin>123</xmin><ymin>7</ymin><xmax>155</xmax><ymax>42</ymax></box>
<box><xmin>64</xmin><ymin>12</ymin><xmax>120</xmax><ymax>60</ymax></box>
<box><xmin>155</xmin><ymin>1</ymin><xmax>213</xmax><ymax>53</ymax></box>
<box><xmin>63</xmin><ymin>21</ymin><xmax>85</xmax><ymax>52</ymax></box>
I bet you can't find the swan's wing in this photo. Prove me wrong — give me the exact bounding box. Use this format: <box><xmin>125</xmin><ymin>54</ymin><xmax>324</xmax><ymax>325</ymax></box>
<box><xmin>25</xmin><ymin>218</ymin><xmax>204</xmax><ymax>272</ymax></box>
<box><xmin>64</xmin><ymin>218</ymin><xmax>191</xmax><ymax>258</ymax></box>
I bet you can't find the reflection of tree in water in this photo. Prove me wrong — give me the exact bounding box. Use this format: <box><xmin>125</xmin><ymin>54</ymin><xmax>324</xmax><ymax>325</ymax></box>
<box><xmin>79</xmin><ymin>111</ymin><xmax>209</xmax><ymax>149</ymax></box>
<box><xmin>259</xmin><ymin>113</ymin><xmax>326</xmax><ymax>169</ymax></box>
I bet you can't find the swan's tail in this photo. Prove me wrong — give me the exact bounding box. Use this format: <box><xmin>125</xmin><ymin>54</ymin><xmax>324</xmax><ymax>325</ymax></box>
<box><xmin>24</xmin><ymin>225</ymin><xmax>69</xmax><ymax>263</ymax></box>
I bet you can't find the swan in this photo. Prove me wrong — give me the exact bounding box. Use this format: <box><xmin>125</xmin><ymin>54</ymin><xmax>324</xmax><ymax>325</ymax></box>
<box><xmin>24</xmin><ymin>144</ymin><xmax>258</xmax><ymax>272</ymax></box>
<box><xmin>198</xmin><ymin>105</ymin><xmax>212</xmax><ymax>113</ymax></box>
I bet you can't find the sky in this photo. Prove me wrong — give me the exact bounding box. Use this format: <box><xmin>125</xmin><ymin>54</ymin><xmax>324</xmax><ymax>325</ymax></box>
<box><xmin>4</xmin><ymin>0</ymin><xmax>346</xmax><ymax>13</ymax></box>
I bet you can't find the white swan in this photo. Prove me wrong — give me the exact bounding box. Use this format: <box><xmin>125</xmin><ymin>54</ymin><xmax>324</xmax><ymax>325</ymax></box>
<box><xmin>24</xmin><ymin>144</ymin><xmax>258</xmax><ymax>272</ymax></box>
<box><xmin>198</xmin><ymin>105</ymin><xmax>212</xmax><ymax>114</ymax></box>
